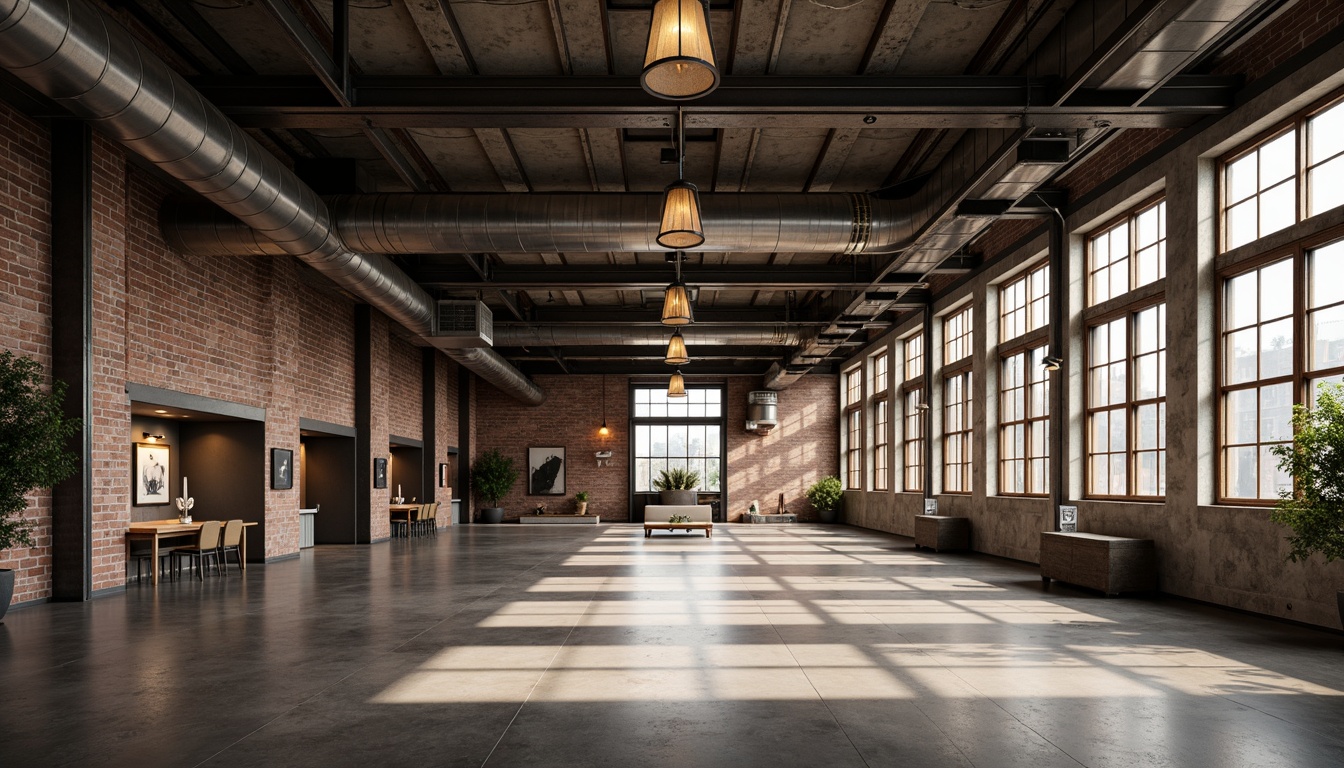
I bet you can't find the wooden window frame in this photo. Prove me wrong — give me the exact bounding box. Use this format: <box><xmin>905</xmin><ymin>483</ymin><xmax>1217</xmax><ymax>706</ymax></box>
<box><xmin>942</xmin><ymin>366</ymin><xmax>973</xmax><ymax>494</ymax></box>
<box><xmin>903</xmin><ymin>386</ymin><xmax>925</xmax><ymax>493</ymax></box>
<box><xmin>944</xmin><ymin>305</ymin><xmax>973</xmax><ymax>365</ymax></box>
<box><xmin>844</xmin><ymin>367</ymin><xmax>863</xmax><ymax>490</ymax></box>
<box><xmin>1000</xmin><ymin>262</ymin><xmax>1050</xmax><ymax>343</ymax></box>
<box><xmin>1084</xmin><ymin>298</ymin><xmax>1167</xmax><ymax>501</ymax></box>
<box><xmin>999</xmin><ymin>343</ymin><xmax>1050</xmax><ymax>497</ymax></box>
<box><xmin>868</xmin><ymin>348</ymin><xmax>890</xmax><ymax>492</ymax></box>
<box><xmin>1087</xmin><ymin>197</ymin><xmax>1167</xmax><ymax>307</ymax></box>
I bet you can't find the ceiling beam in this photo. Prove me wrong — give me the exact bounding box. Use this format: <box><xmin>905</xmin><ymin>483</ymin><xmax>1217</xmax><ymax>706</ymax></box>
<box><xmin>188</xmin><ymin>74</ymin><xmax>1240</xmax><ymax>130</ymax></box>
<box><xmin>407</xmin><ymin>263</ymin><xmax>923</xmax><ymax>290</ymax></box>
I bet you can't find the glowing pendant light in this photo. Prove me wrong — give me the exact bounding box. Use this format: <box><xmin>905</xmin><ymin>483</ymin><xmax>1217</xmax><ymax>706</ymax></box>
<box><xmin>658</xmin><ymin>108</ymin><xmax>705</xmax><ymax>249</ymax></box>
<box><xmin>664</xmin><ymin>330</ymin><xmax>690</xmax><ymax>365</ymax></box>
<box><xmin>598</xmin><ymin>374</ymin><xmax>611</xmax><ymax>436</ymax></box>
<box><xmin>641</xmin><ymin>0</ymin><xmax>720</xmax><ymax>101</ymax></box>
<box><xmin>667</xmin><ymin>368</ymin><xmax>687</xmax><ymax>398</ymax></box>
<box><xmin>661</xmin><ymin>253</ymin><xmax>694</xmax><ymax>326</ymax></box>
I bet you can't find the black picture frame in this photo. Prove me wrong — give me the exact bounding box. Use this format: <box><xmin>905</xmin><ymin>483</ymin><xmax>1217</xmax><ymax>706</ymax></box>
<box><xmin>133</xmin><ymin>442</ymin><xmax>171</xmax><ymax>506</ymax></box>
<box><xmin>373</xmin><ymin>457</ymin><xmax>388</xmax><ymax>489</ymax></box>
<box><xmin>271</xmin><ymin>447</ymin><xmax>294</xmax><ymax>490</ymax></box>
<box><xmin>527</xmin><ymin>446</ymin><xmax>565</xmax><ymax>495</ymax></box>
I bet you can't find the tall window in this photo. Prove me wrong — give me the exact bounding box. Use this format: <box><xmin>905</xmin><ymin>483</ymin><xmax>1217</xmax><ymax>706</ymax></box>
<box><xmin>1220</xmin><ymin>237</ymin><xmax>1344</xmax><ymax>502</ymax></box>
<box><xmin>903</xmin><ymin>333</ymin><xmax>925</xmax><ymax>492</ymax></box>
<box><xmin>1222</xmin><ymin>97</ymin><xmax>1344</xmax><ymax>251</ymax></box>
<box><xmin>1221</xmin><ymin>259</ymin><xmax>1293</xmax><ymax>501</ymax></box>
<box><xmin>943</xmin><ymin>306</ymin><xmax>974</xmax><ymax>494</ymax></box>
<box><xmin>632</xmin><ymin>386</ymin><xmax>724</xmax><ymax>493</ymax></box>
<box><xmin>1089</xmin><ymin>200</ymin><xmax>1167</xmax><ymax>305</ymax></box>
<box><xmin>844</xmin><ymin>367</ymin><xmax>863</xmax><ymax>489</ymax></box>
<box><xmin>1000</xmin><ymin>262</ymin><xmax>1050</xmax><ymax>342</ymax></box>
<box><xmin>1086</xmin><ymin>303</ymin><xmax>1167</xmax><ymax>498</ymax></box>
<box><xmin>1001</xmin><ymin>347</ymin><xmax>1050</xmax><ymax>495</ymax></box>
<box><xmin>870</xmin><ymin>350</ymin><xmax>890</xmax><ymax>491</ymax></box>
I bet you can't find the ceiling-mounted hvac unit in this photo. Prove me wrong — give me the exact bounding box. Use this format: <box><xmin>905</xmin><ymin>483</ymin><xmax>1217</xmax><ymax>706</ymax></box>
<box><xmin>745</xmin><ymin>390</ymin><xmax>779</xmax><ymax>435</ymax></box>
<box><xmin>433</xmin><ymin>300</ymin><xmax>493</xmax><ymax>348</ymax></box>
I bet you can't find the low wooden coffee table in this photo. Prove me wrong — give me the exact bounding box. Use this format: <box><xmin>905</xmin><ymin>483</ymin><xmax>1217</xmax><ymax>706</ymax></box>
<box><xmin>644</xmin><ymin>522</ymin><xmax>713</xmax><ymax>538</ymax></box>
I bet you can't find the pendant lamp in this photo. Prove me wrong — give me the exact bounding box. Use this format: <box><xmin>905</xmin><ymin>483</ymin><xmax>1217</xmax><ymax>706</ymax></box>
<box><xmin>661</xmin><ymin>253</ymin><xmax>694</xmax><ymax>326</ymax></box>
<box><xmin>658</xmin><ymin>109</ymin><xmax>705</xmax><ymax>249</ymax></box>
<box><xmin>664</xmin><ymin>330</ymin><xmax>690</xmax><ymax>365</ymax></box>
<box><xmin>667</xmin><ymin>368</ymin><xmax>687</xmax><ymax>398</ymax></box>
<box><xmin>598</xmin><ymin>373</ymin><xmax>611</xmax><ymax>436</ymax></box>
<box><xmin>641</xmin><ymin>0</ymin><xmax>720</xmax><ymax>101</ymax></box>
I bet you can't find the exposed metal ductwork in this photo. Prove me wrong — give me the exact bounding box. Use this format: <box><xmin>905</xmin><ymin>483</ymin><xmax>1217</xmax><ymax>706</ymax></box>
<box><xmin>492</xmin><ymin>326</ymin><xmax>808</xmax><ymax>348</ymax></box>
<box><xmin>161</xmin><ymin>193</ymin><xmax>923</xmax><ymax>257</ymax></box>
<box><xmin>0</xmin><ymin>0</ymin><xmax>544</xmax><ymax>405</ymax></box>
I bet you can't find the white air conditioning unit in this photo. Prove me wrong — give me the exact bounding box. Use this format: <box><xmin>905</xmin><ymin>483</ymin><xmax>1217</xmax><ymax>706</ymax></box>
<box><xmin>745</xmin><ymin>390</ymin><xmax>779</xmax><ymax>435</ymax></box>
<box><xmin>433</xmin><ymin>300</ymin><xmax>493</xmax><ymax>348</ymax></box>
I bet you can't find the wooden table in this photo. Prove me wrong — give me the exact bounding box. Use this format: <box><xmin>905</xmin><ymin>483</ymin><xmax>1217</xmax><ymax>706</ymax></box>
<box><xmin>390</xmin><ymin>504</ymin><xmax>420</xmax><ymax>536</ymax></box>
<box><xmin>644</xmin><ymin>522</ymin><xmax>713</xmax><ymax>538</ymax></box>
<box><xmin>126</xmin><ymin>520</ymin><xmax>257</xmax><ymax>585</ymax></box>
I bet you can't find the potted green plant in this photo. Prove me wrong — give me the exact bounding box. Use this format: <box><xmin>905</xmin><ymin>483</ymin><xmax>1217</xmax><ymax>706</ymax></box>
<box><xmin>0</xmin><ymin>352</ymin><xmax>80</xmax><ymax>621</ymax></box>
<box><xmin>806</xmin><ymin>476</ymin><xmax>843</xmax><ymax>524</ymax></box>
<box><xmin>1270</xmin><ymin>382</ymin><xmax>1344</xmax><ymax>627</ymax></box>
<box><xmin>575</xmin><ymin>491</ymin><xmax>590</xmax><ymax>515</ymax></box>
<box><xmin>654</xmin><ymin>467</ymin><xmax>700</xmax><ymax>506</ymax></box>
<box><xmin>471</xmin><ymin>449</ymin><xmax>518</xmax><ymax>524</ymax></box>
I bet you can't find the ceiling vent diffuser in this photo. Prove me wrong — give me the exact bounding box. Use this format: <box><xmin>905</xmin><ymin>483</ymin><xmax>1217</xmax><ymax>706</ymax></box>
<box><xmin>434</xmin><ymin>300</ymin><xmax>494</xmax><ymax>348</ymax></box>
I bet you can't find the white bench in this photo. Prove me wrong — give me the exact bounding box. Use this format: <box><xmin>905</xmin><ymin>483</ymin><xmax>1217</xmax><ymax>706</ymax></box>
<box><xmin>644</xmin><ymin>505</ymin><xmax>713</xmax><ymax>538</ymax></box>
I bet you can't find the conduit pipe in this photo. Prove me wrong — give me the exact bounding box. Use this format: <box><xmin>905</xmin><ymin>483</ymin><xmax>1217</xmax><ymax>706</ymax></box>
<box><xmin>0</xmin><ymin>0</ymin><xmax>544</xmax><ymax>405</ymax></box>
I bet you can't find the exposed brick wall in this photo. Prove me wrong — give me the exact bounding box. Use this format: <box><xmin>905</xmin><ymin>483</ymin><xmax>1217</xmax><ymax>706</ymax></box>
<box><xmin>474</xmin><ymin>375</ymin><xmax>837</xmax><ymax>523</ymax></box>
<box><xmin>0</xmin><ymin>101</ymin><xmax>54</xmax><ymax>603</ymax></box>
<box><xmin>727</xmin><ymin>376</ymin><xmax>839</xmax><ymax>522</ymax></box>
<box><xmin>367</xmin><ymin>312</ymin><xmax>392</xmax><ymax>542</ymax></box>
<box><xmin>387</xmin><ymin>336</ymin><xmax>423</xmax><ymax>440</ymax></box>
<box><xmin>1212</xmin><ymin>0</ymin><xmax>1344</xmax><ymax>84</ymax></box>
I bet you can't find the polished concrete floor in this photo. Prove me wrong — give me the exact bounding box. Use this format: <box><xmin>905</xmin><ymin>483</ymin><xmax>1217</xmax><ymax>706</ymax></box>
<box><xmin>1</xmin><ymin>524</ymin><xmax>1342</xmax><ymax>767</ymax></box>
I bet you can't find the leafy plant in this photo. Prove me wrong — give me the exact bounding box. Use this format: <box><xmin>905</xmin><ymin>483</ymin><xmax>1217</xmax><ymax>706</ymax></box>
<box><xmin>806</xmin><ymin>476</ymin><xmax>844</xmax><ymax>515</ymax></box>
<box><xmin>575</xmin><ymin>491</ymin><xmax>590</xmax><ymax>502</ymax></box>
<box><xmin>653</xmin><ymin>467</ymin><xmax>701</xmax><ymax>491</ymax></box>
<box><xmin>0</xmin><ymin>352</ymin><xmax>81</xmax><ymax>552</ymax></box>
<box><xmin>668</xmin><ymin>514</ymin><xmax>691</xmax><ymax>523</ymax></box>
<box><xmin>471</xmin><ymin>449</ymin><xmax>519</xmax><ymax>508</ymax></box>
<box><xmin>1270</xmin><ymin>383</ymin><xmax>1344</xmax><ymax>564</ymax></box>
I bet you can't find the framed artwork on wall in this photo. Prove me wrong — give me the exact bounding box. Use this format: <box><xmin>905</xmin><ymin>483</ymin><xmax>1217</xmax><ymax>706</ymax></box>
<box><xmin>527</xmin><ymin>446</ymin><xmax>565</xmax><ymax>495</ymax></box>
<box><xmin>271</xmin><ymin>448</ymin><xmax>294</xmax><ymax>490</ymax></box>
<box><xmin>439</xmin><ymin>462</ymin><xmax>449</xmax><ymax>488</ymax></box>
<box><xmin>134</xmin><ymin>442</ymin><xmax>171</xmax><ymax>506</ymax></box>
<box><xmin>373</xmin><ymin>457</ymin><xmax>388</xmax><ymax>489</ymax></box>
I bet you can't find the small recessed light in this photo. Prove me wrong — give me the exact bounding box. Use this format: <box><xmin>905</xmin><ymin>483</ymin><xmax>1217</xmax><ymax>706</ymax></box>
<box><xmin>154</xmin><ymin>409</ymin><xmax>167</xmax><ymax>414</ymax></box>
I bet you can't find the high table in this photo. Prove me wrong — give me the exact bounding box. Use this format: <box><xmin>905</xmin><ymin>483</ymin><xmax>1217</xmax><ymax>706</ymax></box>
<box><xmin>126</xmin><ymin>519</ymin><xmax>257</xmax><ymax>585</ymax></box>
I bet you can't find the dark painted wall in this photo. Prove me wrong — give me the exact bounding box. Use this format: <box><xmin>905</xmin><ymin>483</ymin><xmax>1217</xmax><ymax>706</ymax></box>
<box><xmin>128</xmin><ymin>415</ymin><xmax>181</xmax><ymax>523</ymax></box>
<box><xmin>389</xmin><ymin>446</ymin><xmax>424</xmax><ymax>503</ymax></box>
<box><xmin>303</xmin><ymin>436</ymin><xmax>358</xmax><ymax>544</ymax></box>
<box><xmin>180</xmin><ymin>422</ymin><xmax>265</xmax><ymax>561</ymax></box>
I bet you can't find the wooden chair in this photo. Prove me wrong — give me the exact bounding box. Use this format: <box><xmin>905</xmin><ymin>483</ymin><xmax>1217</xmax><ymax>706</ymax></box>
<box><xmin>391</xmin><ymin>508</ymin><xmax>409</xmax><ymax>538</ymax></box>
<box><xmin>172</xmin><ymin>520</ymin><xmax>223</xmax><ymax>580</ymax></box>
<box><xmin>426</xmin><ymin>502</ymin><xmax>439</xmax><ymax>537</ymax></box>
<box><xmin>218</xmin><ymin>519</ymin><xmax>244</xmax><ymax>573</ymax></box>
<box><xmin>412</xmin><ymin>504</ymin><xmax>429</xmax><ymax>538</ymax></box>
<box><xmin>130</xmin><ymin>542</ymin><xmax>176</xmax><ymax>582</ymax></box>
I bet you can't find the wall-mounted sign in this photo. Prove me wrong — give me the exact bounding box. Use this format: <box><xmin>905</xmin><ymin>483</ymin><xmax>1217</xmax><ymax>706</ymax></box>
<box><xmin>924</xmin><ymin>498</ymin><xmax>938</xmax><ymax>516</ymax></box>
<box><xmin>1059</xmin><ymin>505</ymin><xmax>1078</xmax><ymax>532</ymax></box>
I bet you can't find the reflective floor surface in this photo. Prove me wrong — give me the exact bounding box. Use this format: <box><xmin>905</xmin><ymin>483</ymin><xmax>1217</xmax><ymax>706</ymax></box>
<box><xmin>1</xmin><ymin>524</ymin><xmax>1342</xmax><ymax>767</ymax></box>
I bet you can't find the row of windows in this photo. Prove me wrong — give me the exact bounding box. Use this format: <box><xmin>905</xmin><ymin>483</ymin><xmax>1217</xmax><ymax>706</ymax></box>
<box><xmin>841</xmin><ymin>93</ymin><xmax>1344</xmax><ymax>504</ymax></box>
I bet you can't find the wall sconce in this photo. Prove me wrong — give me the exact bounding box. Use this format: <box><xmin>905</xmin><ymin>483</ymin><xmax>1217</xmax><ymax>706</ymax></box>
<box><xmin>1042</xmin><ymin>355</ymin><xmax>1063</xmax><ymax>371</ymax></box>
<box><xmin>142</xmin><ymin>432</ymin><xmax>165</xmax><ymax>442</ymax></box>
<box><xmin>641</xmin><ymin>0</ymin><xmax>719</xmax><ymax>101</ymax></box>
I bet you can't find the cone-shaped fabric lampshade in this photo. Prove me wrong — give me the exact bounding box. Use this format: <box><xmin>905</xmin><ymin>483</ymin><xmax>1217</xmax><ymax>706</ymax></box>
<box><xmin>642</xmin><ymin>0</ymin><xmax>720</xmax><ymax>100</ymax></box>
<box><xmin>661</xmin><ymin>280</ymin><xmax>694</xmax><ymax>326</ymax></box>
<box><xmin>665</xmin><ymin>330</ymin><xmax>690</xmax><ymax>365</ymax></box>
<box><xmin>658</xmin><ymin>180</ymin><xmax>704</xmax><ymax>249</ymax></box>
<box><xmin>667</xmin><ymin>369</ymin><xmax>687</xmax><ymax>398</ymax></box>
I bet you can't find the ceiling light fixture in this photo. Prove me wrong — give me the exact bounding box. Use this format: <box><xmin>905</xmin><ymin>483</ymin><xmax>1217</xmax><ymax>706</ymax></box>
<box><xmin>664</xmin><ymin>329</ymin><xmax>690</xmax><ymax>365</ymax></box>
<box><xmin>598</xmin><ymin>373</ymin><xmax>611</xmax><ymax>437</ymax></box>
<box><xmin>657</xmin><ymin>108</ymin><xmax>704</xmax><ymax>248</ymax></box>
<box><xmin>667</xmin><ymin>368</ymin><xmax>687</xmax><ymax>398</ymax></box>
<box><xmin>142</xmin><ymin>432</ymin><xmax>165</xmax><ymax>442</ymax></box>
<box><xmin>661</xmin><ymin>252</ymin><xmax>694</xmax><ymax>326</ymax></box>
<box><xmin>641</xmin><ymin>0</ymin><xmax>719</xmax><ymax>101</ymax></box>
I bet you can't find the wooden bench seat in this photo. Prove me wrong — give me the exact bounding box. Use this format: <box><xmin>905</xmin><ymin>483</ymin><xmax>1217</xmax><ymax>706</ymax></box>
<box><xmin>1040</xmin><ymin>531</ymin><xmax>1156</xmax><ymax>596</ymax></box>
<box><xmin>644</xmin><ymin>521</ymin><xmax>713</xmax><ymax>538</ymax></box>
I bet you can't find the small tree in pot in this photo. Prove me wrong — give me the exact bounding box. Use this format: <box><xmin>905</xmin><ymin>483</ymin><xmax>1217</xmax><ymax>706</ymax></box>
<box><xmin>574</xmin><ymin>491</ymin><xmax>590</xmax><ymax>515</ymax></box>
<box><xmin>1270</xmin><ymin>382</ymin><xmax>1344</xmax><ymax>627</ymax></box>
<box><xmin>654</xmin><ymin>467</ymin><xmax>700</xmax><ymax>506</ymax></box>
<box><xmin>471</xmin><ymin>449</ymin><xmax>518</xmax><ymax>524</ymax></box>
<box><xmin>1</xmin><ymin>352</ymin><xmax>80</xmax><ymax>621</ymax></box>
<box><xmin>806</xmin><ymin>476</ymin><xmax>843</xmax><ymax>523</ymax></box>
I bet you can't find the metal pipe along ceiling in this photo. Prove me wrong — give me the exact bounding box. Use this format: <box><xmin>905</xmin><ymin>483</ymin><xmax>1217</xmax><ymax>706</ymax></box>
<box><xmin>160</xmin><ymin>194</ymin><xmax>923</xmax><ymax>256</ymax></box>
<box><xmin>0</xmin><ymin>0</ymin><xmax>544</xmax><ymax>406</ymax></box>
<box><xmin>492</xmin><ymin>326</ymin><xmax>807</xmax><ymax>347</ymax></box>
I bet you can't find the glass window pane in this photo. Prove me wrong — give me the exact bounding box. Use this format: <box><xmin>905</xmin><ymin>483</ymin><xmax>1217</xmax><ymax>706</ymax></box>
<box><xmin>1310</xmin><ymin>102</ymin><xmax>1344</xmax><ymax>164</ymax></box>
<box><xmin>1261</xmin><ymin>318</ymin><xmax>1294</xmax><ymax>379</ymax></box>
<box><xmin>1109</xmin><ymin>410</ymin><xmax>1127</xmax><ymax>453</ymax></box>
<box><xmin>1227</xmin><ymin>153</ymin><xmax>1258</xmax><ymax>203</ymax></box>
<box><xmin>1225</xmin><ymin>446</ymin><xmax>1258</xmax><ymax>498</ymax></box>
<box><xmin>1135</xmin><ymin>306</ymin><xmax>1161</xmax><ymax>354</ymax></box>
<box><xmin>636</xmin><ymin>459</ymin><xmax>651</xmax><ymax>492</ymax></box>
<box><xmin>1225</xmin><ymin>327</ymin><xmax>1258</xmax><ymax>385</ymax></box>
<box><xmin>1225</xmin><ymin>388</ymin><xmax>1258</xmax><ymax>445</ymax></box>
<box><xmin>1090</xmin><ymin>412</ymin><xmax>1109</xmax><ymax>453</ymax></box>
<box><xmin>636</xmin><ymin>425</ymin><xmax>650</xmax><ymax>457</ymax></box>
<box><xmin>1309</xmin><ymin>156</ymin><xmax>1344</xmax><ymax>217</ymax></box>
<box><xmin>705</xmin><ymin>424</ymin><xmax>721</xmax><ymax>456</ymax></box>
<box><xmin>1226</xmin><ymin>199</ymin><xmax>1258</xmax><ymax>250</ymax></box>
<box><xmin>669</xmin><ymin>425</ymin><xmax>687</xmax><ymax>457</ymax></box>
<box><xmin>1261</xmin><ymin>259</ymin><xmax>1293</xmax><ymax>321</ymax></box>
<box><xmin>1310</xmin><ymin>240</ymin><xmax>1344</xmax><ymax>308</ymax></box>
<box><xmin>1260</xmin><ymin>181</ymin><xmax>1295</xmax><ymax>237</ymax></box>
<box><xmin>1262</xmin><ymin>383</ymin><xmax>1293</xmax><ymax>442</ymax></box>
<box><xmin>1136</xmin><ymin>354</ymin><xmax>1160</xmax><ymax>401</ymax></box>
<box><xmin>1136</xmin><ymin>452</ymin><xmax>1160</xmax><ymax>497</ymax></box>
<box><xmin>1090</xmin><ymin>455</ymin><xmax>1108</xmax><ymax>495</ymax></box>
<box><xmin>1136</xmin><ymin>403</ymin><xmax>1160</xmax><ymax>450</ymax></box>
<box><xmin>1108</xmin><ymin>319</ymin><xmax>1127</xmax><ymax>363</ymax></box>
<box><xmin>1109</xmin><ymin>362</ymin><xmax>1127</xmax><ymax>405</ymax></box>
<box><xmin>1226</xmin><ymin>271</ymin><xmax>1258</xmax><ymax>329</ymax></box>
<box><xmin>651</xmin><ymin>425</ymin><xmax>668</xmax><ymax>457</ymax></box>
<box><xmin>1109</xmin><ymin>453</ymin><xmax>1127</xmax><ymax>495</ymax></box>
<box><xmin>1260</xmin><ymin>445</ymin><xmax>1290</xmax><ymax>500</ymax></box>
<box><xmin>1260</xmin><ymin>131</ymin><xmax>1296</xmax><ymax>186</ymax></box>
<box><xmin>1092</xmin><ymin>265</ymin><xmax>1110</xmax><ymax>305</ymax></box>
<box><xmin>1310</xmin><ymin>305</ymin><xmax>1344</xmax><ymax>371</ymax></box>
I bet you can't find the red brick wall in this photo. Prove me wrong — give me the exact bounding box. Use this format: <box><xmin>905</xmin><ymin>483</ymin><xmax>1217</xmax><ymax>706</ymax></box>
<box><xmin>474</xmin><ymin>375</ymin><xmax>838</xmax><ymax>523</ymax></box>
<box><xmin>387</xmin><ymin>336</ymin><xmax>423</xmax><ymax>440</ymax></box>
<box><xmin>1213</xmin><ymin>0</ymin><xmax>1344</xmax><ymax>84</ymax></box>
<box><xmin>727</xmin><ymin>376</ymin><xmax>839</xmax><ymax>522</ymax></box>
<box><xmin>0</xmin><ymin>102</ymin><xmax>54</xmax><ymax>603</ymax></box>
